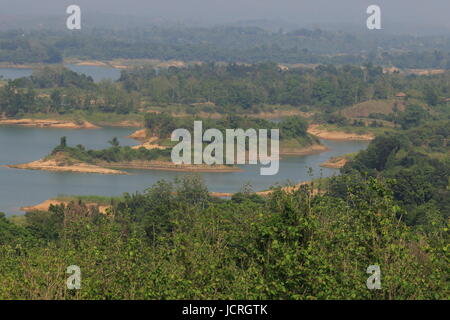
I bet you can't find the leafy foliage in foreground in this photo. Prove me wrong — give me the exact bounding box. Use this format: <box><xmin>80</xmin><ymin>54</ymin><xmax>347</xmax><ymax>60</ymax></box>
<box><xmin>0</xmin><ymin>176</ymin><xmax>447</xmax><ymax>300</ymax></box>
<box><xmin>341</xmin><ymin>120</ymin><xmax>450</xmax><ymax>227</ymax></box>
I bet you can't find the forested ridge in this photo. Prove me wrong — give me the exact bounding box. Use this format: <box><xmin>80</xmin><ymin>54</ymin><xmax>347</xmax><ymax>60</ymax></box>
<box><xmin>2</xmin><ymin>27</ymin><xmax>450</xmax><ymax>68</ymax></box>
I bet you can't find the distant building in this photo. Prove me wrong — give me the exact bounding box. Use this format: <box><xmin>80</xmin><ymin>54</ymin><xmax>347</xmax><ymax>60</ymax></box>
<box><xmin>395</xmin><ymin>92</ymin><xmax>407</xmax><ymax>99</ymax></box>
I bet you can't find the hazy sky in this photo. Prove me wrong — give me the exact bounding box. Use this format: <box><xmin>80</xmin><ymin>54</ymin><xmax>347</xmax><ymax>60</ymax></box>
<box><xmin>0</xmin><ymin>0</ymin><xmax>449</xmax><ymax>33</ymax></box>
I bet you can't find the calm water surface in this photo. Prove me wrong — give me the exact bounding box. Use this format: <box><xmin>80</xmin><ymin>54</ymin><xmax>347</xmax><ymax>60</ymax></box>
<box><xmin>0</xmin><ymin>125</ymin><xmax>369</xmax><ymax>215</ymax></box>
<box><xmin>0</xmin><ymin>64</ymin><xmax>121</xmax><ymax>82</ymax></box>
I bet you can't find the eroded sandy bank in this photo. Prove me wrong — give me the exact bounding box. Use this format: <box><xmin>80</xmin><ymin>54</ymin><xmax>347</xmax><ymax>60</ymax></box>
<box><xmin>320</xmin><ymin>156</ymin><xmax>348</xmax><ymax>169</ymax></box>
<box><xmin>307</xmin><ymin>124</ymin><xmax>375</xmax><ymax>141</ymax></box>
<box><xmin>0</xmin><ymin>118</ymin><xmax>99</xmax><ymax>129</ymax></box>
<box><xmin>99</xmin><ymin>160</ymin><xmax>242</xmax><ymax>173</ymax></box>
<box><xmin>280</xmin><ymin>144</ymin><xmax>329</xmax><ymax>156</ymax></box>
<box><xmin>7</xmin><ymin>157</ymin><xmax>242</xmax><ymax>174</ymax></box>
<box><xmin>21</xmin><ymin>199</ymin><xmax>110</xmax><ymax>214</ymax></box>
<box><xmin>7</xmin><ymin>158</ymin><xmax>127</xmax><ymax>175</ymax></box>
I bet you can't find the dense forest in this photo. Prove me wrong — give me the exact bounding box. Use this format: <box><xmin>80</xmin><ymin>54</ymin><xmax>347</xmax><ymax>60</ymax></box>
<box><xmin>0</xmin><ymin>122</ymin><xmax>448</xmax><ymax>298</ymax></box>
<box><xmin>2</xmin><ymin>27</ymin><xmax>450</xmax><ymax>68</ymax></box>
<box><xmin>144</xmin><ymin>113</ymin><xmax>312</xmax><ymax>141</ymax></box>
<box><xmin>2</xmin><ymin>63</ymin><xmax>450</xmax><ymax>121</ymax></box>
<box><xmin>339</xmin><ymin>121</ymin><xmax>450</xmax><ymax>228</ymax></box>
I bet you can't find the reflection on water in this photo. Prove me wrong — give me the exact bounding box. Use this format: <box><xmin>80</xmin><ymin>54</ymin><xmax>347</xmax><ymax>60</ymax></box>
<box><xmin>0</xmin><ymin>126</ymin><xmax>369</xmax><ymax>215</ymax></box>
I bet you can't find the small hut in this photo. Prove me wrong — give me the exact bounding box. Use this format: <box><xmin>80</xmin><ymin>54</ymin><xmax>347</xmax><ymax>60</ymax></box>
<box><xmin>395</xmin><ymin>92</ymin><xmax>407</xmax><ymax>99</ymax></box>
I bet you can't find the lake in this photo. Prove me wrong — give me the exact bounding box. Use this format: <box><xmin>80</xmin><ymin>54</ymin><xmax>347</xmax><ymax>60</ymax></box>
<box><xmin>0</xmin><ymin>125</ymin><xmax>369</xmax><ymax>215</ymax></box>
<box><xmin>0</xmin><ymin>64</ymin><xmax>122</xmax><ymax>82</ymax></box>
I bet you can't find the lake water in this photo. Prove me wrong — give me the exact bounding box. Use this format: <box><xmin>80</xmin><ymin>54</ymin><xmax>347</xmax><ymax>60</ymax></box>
<box><xmin>0</xmin><ymin>125</ymin><xmax>369</xmax><ymax>215</ymax></box>
<box><xmin>0</xmin><ymin>64</ymin><xmax>121</xmax><ymax>82</ymax></box>
<box><xmin>0</xmin><ymin>68</ymin><xmax>33</xmax><ymax>80</ymax></box>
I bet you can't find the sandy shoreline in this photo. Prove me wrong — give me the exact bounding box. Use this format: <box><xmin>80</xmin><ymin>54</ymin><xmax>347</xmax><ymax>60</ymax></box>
<box><xmin>210</xmin><ymin>181</ymin><xmax>317</xmax><ymax>198</ymax></box>
<box><xmin>280</xmin><ymin>144</ymin><xmax>329</xmax><ymax>155</ymax></box>
<box><xmin>7</xmin><ymin>158</ymin><xmax>128</xmax><ymax>175</ymax></box>
<box><xmin>0</xmin><ymin>118</ymin><xmax>99</xmax><ymax>129</ymax></box>
<box><xmin>21</xmin><ymin>199</ymin><xmax>110</xmax><ymax>214</ymax></box>
<box><xmin>6</xmin><ymin>155</ymin><xmax>242</xmax><ymax>174</ymax></box>
<box><xmin>307</xmin><ymin>124</ymin><xmax>375</xmax><ymax>141</ymax></box>
<box><xmin>99</xmin><ymin>160</ymin><xmax>242</xmax><ymax>173</ymax></box>
<box><xmin>23</xmin><ymin>181</ymin><xmax>317</xmax><ymax>213</ymax></box>
<box><xmin>320</xmin><ymin>156</ymin><xmax>348</xmax><ymax>168</ymax></box>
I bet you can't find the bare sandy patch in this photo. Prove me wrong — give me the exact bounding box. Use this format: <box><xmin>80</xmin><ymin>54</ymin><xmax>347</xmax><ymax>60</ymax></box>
<box><xmin>0</xmin><ymin>118</ymin><xmax>99</xmax><ymax>129</ymax></box>
<box><xmin>211</xmin><ymin>181</ymin><xmax>319</xmax><ymax>198</ymax></box>
<box><xmin>320</xmin><ymin>156</ymin><xmax>348</xmax><ymax>168</ymax></box>
<box><xmin>75</xmin><ymin>61</ymin><xmax>109</xmax><ymax>67</ymax></box>
<box><xmin>21</xmin><ymin>199</ymin><xmax>110</xmax><ymax>214</ymax></box>
<box><xmin>7</xmin><ymin>157</ymin><xmax>127</xmax><ymax>175</ymax></box>
<box><xmin>128</xmin><ymin>128</ymin><xmax>148</xmax><ymax>141</ymax></box>
<box><xmin>307</xmin><ymin>124</ymin><xmax>374</xmax><ymax>141</ymax></box>
<box><xmin>131</xmin><ymin>137</ymin><xmax>168</xmax><ymax>150</ymax></box>
<box><xmin>280</xmin><ymin>144</ymin><xmax>329</xmax><ymax>156</ymax></box>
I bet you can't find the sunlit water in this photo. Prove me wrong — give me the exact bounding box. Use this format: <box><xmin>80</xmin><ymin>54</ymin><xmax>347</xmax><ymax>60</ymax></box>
<box><xmin>0</xmin><ymin>125</ymin><xmax>369</xmax><ymax>215</ymax></box>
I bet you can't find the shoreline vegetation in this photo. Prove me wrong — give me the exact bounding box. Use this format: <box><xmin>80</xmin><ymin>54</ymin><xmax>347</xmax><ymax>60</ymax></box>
<box><xmin>7</xmin><ymin>153</ymin><xmax>242</xmax><ymax>175</ymax></box>
<box><xmin>22</xmin><ymin>180</ymin><xmax>322</xmax><ymax>213</ymax></box>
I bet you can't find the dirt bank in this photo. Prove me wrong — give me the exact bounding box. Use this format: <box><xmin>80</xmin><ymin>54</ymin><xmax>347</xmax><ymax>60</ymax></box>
<box><xmin>7</xmin><ymin>151</ymin><xmax>241</xmax><ymax>174</ymax></box>
<box><xmin>130</xmin><ymin>136</ymin><xmax>168</xmax><ymax>150</ymax></box>
<box><xmin>210</xmin><ymin>181</ymin><xmax>318</xmax><ymax>198</ymax></box>
<box><xmin>128</xmin><ymin>128</ymin><xmax>148</xmax><ymax>141</ymax></box>
<box><xmin>0</xmin><ymin>118</ymin><xmax>99</xmax><ymax>129</ymax></box>
<box><xmin>320</xmin><ymin>156</ymin><xmax>348</xmax><ymax>168</ymax></box>
<box><xmin>280</xmin><ymin>144</ymin><xmax>329</xmax><ymax>156</ymax></box>
<box><xmin>99</xmin><ymin>160</ymin><xmax>242</xmax><ymax>173</ymax></box>
<box><xmin>21</xmin><ymin>199</ymin><xmax>110</xmax><ymax>214</ymax></box>
<box><xmin>7</xmin><ymin>158</ymin><xmax>127</xmax><ymax>175</ymax></box>
<box><xmin>75</xmin><ymin>61</ymin><xmax>109</xmax><ymax>67</ymax></box>
<box><xmin>307</xmin><ymin>124</ymin><xmax>375</xmax><ymax>141</ymax></box>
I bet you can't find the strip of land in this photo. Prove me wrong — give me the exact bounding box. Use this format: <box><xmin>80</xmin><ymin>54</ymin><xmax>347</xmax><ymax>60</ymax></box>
<box><xmin>21</xmin><ymin>199</ymin><xmax>110</xmax><ymax>214</ymax></box>
<box><xmin>7</xmin><ymin>158</ymin><xmax>127</xmax><ymax>175</ymax></box>
<box><xmin>0</xmin><ymin>118</ymin><xmax>99</xmax><ymax>129</ymax></box>
<box><xmin>280</xmin><ymin>143</ymin><xmax>329</xmax><ymax>155</ymax></box>
<box><xmin>7</xmin><ymin>152</ymin><xmax>242</xmax><ymax>174</ymax></box>
<box><xmin>320</xmin><ymin>156</ymin><xmax>348</xmax><ymax>168</ymax></box>
<box><xmin>23</xmin><ymin>181</ymin><xmax>318</xmax><ymax>213</ymax></box>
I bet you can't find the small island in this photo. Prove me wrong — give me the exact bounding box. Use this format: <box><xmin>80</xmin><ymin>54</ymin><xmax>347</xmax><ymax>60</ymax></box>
<box><xmin>133</xmin><ymin>113</ymin><xmax>328</xmax><ymax>155</ymax></box>
<box><xmin>8</xmin><ymin>136</ymin><xmax>242</xmax><ymax>174</ymax></box>
<box><xmin>8</xmin><ymin>115</ymin><xmax>329</xmax><ymax>175</ymax></box>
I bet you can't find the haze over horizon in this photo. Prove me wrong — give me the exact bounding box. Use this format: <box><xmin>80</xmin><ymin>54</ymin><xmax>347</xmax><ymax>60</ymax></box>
<box><xmin>0</xmin><ymin>0</ymin><xmax>449</xmax><ymax>35</ymax></box>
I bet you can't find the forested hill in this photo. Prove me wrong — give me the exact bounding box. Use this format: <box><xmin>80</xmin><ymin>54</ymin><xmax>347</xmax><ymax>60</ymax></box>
<box><xmin>2</xmin><ymin>27</ymin><xmax>450</xmax><ymax>68</ymax></box>
<box><xmin>336</xmin><ymin>120</ymin><xmax>450</xmax><ymax>228</ymax></box>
